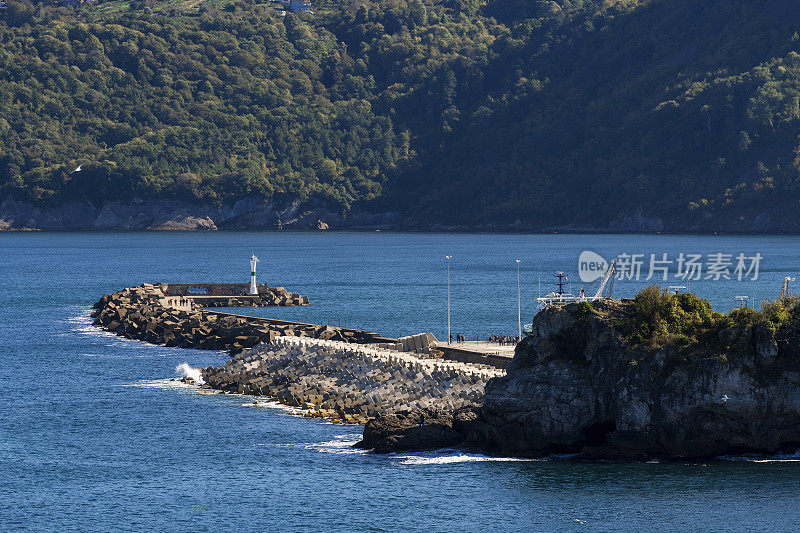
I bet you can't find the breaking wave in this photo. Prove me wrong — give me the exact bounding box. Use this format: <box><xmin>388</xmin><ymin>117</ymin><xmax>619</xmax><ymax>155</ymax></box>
<box><xmin>175</xmin><ymin>363</ymin><xmax>204</xmax><ymax>384</ymax></box>
<box><xmin>395</xmin><ymin>451</ymin><xmax>540</xmax><ymax>465</ymax></box>
<box><xmin>718</xmin><ymin>450</ymin><xmax>800</xmax><ymax>463</ymax></box>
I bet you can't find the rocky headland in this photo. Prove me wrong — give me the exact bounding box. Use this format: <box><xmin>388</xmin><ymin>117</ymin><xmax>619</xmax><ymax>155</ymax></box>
<box><xmin>5</xmin><ymin>195</ymin><xmax>800</xmax><ymax>234</ymax></box>
<box><xmin>94</xmin><ymin>281</ymin><xmax>800</xmax><ymax>460</ymax></box>
<box><xmin>367</xmin><ymin>288</ymin><xmax>800</xmax><ymax>459</ymax></box>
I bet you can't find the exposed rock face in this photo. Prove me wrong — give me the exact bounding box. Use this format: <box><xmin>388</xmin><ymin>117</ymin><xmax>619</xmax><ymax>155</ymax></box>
<box><xmin>358</xmin><ymin>408</ymin><xmax>465</xmax><ymax>453</ymax></box>
<box><xmin>7</xmin><ymin>193</ymin><xmax>800</xmax><ymax>233</ymax></box>
<box><xmin>0</xmin><ymin>196</ymin><xmax>399</xmax><ymax>231</ymax></box>
<box><xmin>608</xmin><ymin>207</ymin><xmax>664</xmax><ymax>232</ymax></box>
<box><xmin>148</xmin><ymin>215</ymin><xmax>218</xmax><ymax>231</ymax></box>
<box><xmin>357</xmin><ymin>405</ymin><xmax>481</xmax><ymax>453</ymax></box>
<box><xmin>476</xmin><ymin>301</ymin><xmax>800</xmax><ymax>459</ymax></box>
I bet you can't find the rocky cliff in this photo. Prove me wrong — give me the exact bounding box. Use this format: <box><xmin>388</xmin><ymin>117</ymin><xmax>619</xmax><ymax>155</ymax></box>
<box><xmin>475</xmin><ymin>298</ymin><xmax>800</xmax><ymax>459</ymax></box>
<box><xmin>0</xmin><ymin>196</ymin><xmax>399</xmax><ymax>231</ymax></box>
<box><xmin>6</xmin><ymin>194</ymin><xmax>800</xmax><ymax>233</ymax></box>
<box><xmin>358</xmin><ymin>292</ymin><xmax>800</xmax><ymax>459</ymax></box>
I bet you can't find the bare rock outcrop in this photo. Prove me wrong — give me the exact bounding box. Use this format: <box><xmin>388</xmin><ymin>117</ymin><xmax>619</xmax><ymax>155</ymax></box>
<box><xmin>0</xmin><ymin>196</ymin><xmax>399</xmax><ymax>231</ymax></box>
<box><xmin>356</xmin><ymin>405</ymin><xmax>482</xmax><ymax>453</ymax></box>
<box><xmin>475</xmin><ymin>300</ymin><xmax>800</xmax><ymax>459</ymax></box>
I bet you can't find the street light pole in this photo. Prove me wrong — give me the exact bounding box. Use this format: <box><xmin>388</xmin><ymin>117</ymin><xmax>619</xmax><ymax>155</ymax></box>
<box><xmin>516</xmin><ymin>259</ymin><xmax>521</xmax><ymax>342</ymax></box>
<box><xmin>446</xmin><ymin>255</ymin><xmax>452</xmax><ymax>345</ymax></box>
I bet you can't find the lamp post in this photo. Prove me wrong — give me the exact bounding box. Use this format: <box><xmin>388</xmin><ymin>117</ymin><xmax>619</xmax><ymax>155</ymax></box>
<box><xmin>446</xmin><ymin>255</ymin><xmax>452</xmax><ymax>345</ymax></box>
<box><xmin>249</xmin><ymin>254</ymin><xmax>259</xmax><ymax>295</ymax></box>
<box><xmin>516</xmin><ymin>259</ymin><xmax>522</xmax><ymax>342</ymax></box>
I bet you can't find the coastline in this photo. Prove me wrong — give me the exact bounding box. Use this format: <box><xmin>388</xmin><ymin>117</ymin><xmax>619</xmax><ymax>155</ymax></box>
<box><xmin>9</xmin><ymin>228</ymin><xmax>800</xmax><ymax>533</ymax></box>
<box><xmin>4</xmin><ymin>196</ymin><xmax>800</xmax><ymax>234</ymax></box>
<box><xmin>88</xmin><ymin>265</ymin><xmax>800</xmax><ymax>460</ymax></box>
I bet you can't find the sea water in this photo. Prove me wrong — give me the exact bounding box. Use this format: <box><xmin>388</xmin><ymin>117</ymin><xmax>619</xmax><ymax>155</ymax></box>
<box><xmin>2</xmin><ymin>231</ymin><xmax>800</xmax><ymax>531</ymax></box>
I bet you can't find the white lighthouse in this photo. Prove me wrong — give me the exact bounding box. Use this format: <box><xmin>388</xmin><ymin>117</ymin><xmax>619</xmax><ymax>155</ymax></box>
<box><xmin>249</xmin><ymin>254</ymin><xmax>259</xmax><ymax>295</ymax></box>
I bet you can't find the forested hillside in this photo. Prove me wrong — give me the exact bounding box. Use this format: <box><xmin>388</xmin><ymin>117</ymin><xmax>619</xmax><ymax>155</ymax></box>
<box><xmin>2</xmin><ymin>0</ymin><xmax>800</xmax><ymax>230</ymax></box>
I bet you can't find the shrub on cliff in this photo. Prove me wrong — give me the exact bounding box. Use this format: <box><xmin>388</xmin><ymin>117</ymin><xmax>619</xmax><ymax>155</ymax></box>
<box><xmin>618</xmin><ymin>287</ymin><xmax>800</xmax><ymax>361</ymax></box>
<box><xmin>715</xmin><ymin>295</ymin><xmax>800</xmax><ymax>334</ymax></box>
<box><xmin>617</xmin><ymin>286</ymin><xmax>720</xmax><ymax>349</ymax></box>
<box><xmin>571</xmin><ymin>301</ymin><xmax>597</xmax><ymax>320</ymax></box>
<box><xmin>760</xmin><ymin>295</ymin><xmax>800</xmax><ymax>330</ymax></box>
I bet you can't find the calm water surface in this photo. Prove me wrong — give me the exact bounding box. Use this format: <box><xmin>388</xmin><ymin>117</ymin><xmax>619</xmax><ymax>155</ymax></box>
<box><xmin>2</xmin><ymin>231</ymin><xmax>800</xmax><ymax>531</ymax></box>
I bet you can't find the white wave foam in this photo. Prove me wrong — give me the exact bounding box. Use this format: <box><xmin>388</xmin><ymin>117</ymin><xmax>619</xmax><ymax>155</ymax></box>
<box><xmin>253</xmin><ymin>434</ymin><xmax>366</xmax><ymax>455</ymax></box>
<box><xmin>396</xmin><ymin>451</ymin><xmax>540</xmax><ymax>465</ymax></box>
<box><xmin>719</xmin><ymin>450</ymin><xmax>800</xmax><ymax>463</ymax></box>
<box><xmin>305</xmin><ymin>435</ymin><xmax>365</xmax><ymax>455</ymax></box>
<box><xmin>122</xmin><ymin>378</ymin><xmax>199</xmax><ymax>391</ymax></box>
<box><xmin>71</xmin><ymin>322</ymin><xmax>118</xmax><ymax>339</ymax></box>
<box><xmin>65</xmin><ymin>308</ymin><xmax>170</xmax><ymax>349</ymax></box>
<box><xmin>175</xmin><ymin>363</ymin><xmax>204</xmax><ymax>384</ymax></box>
<box><xmin>236</xmin><ymin>399</ymin><xmax>301</xmax><ymax>413</ymax></box>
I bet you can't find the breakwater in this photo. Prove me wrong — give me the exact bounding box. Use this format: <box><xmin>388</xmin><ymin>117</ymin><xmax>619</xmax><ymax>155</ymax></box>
<box><xmin>93</xmin><ymin>282</ymin><xmax>509</xmax><ymax>443</ymax></box>
<box><xmin>201</xmin><ymin>337</ymin><xmax>505</xmax><ymax>424</ymax></box>
<box><xmin>162</xmin><ymin>282</ymin><xmax>309</xmax><ymax>307</ymax></box>
<box><xmin>92</xmin><ymin>283</ymin><xmax>392</xmax><ymax>353</ymax></box>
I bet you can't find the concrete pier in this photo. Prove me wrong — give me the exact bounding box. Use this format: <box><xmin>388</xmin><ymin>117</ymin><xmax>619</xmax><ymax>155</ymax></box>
<box><xmin>94</xmin><ymin>283</ymin><xmax>518</xmax><ymax>427</ymax></box>
<box><xmin>436</xmin><ymin>342</ymin><xmax>515</xmax><ymax>369</ymax></box>
<box><xmin>94</xmin><ymin>283</ymin><xmax>515</xmax><ymax>368</ymax></box>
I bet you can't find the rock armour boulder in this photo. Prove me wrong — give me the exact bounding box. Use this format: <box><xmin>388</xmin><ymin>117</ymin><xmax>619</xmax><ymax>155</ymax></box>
<box><xmin>201</xmin><ymin>337</ymin><xmax>503</xmax><ymax>428</ymax></box>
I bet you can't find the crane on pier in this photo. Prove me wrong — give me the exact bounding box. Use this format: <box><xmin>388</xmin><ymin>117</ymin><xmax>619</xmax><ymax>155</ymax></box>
<box><xmin>592</xmin><ymin>259</ymin><xmax>617</xmax><ymax>300</ymax></box>
<box><xmin>536</xmin><ymin>259</ymin><xmax>617</xmax><ymax>310</ymax></box>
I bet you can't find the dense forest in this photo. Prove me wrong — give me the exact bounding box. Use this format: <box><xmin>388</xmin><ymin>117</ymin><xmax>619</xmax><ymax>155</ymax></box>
<box><xmin>2</xmin><ymin>0</ymin><xmax>800</xmax><ymax>229</ymax></box>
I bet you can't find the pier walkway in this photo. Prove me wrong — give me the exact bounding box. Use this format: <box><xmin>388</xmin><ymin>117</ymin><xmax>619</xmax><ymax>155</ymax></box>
<box><xmin>206</xmin><ymin>309</ymin><xmax>398</xmax><ymax>345</ymax></box>
<box><xmin>436</xmin><ymin>341</ymin><xmax>515</xmax><ymax>369</ymax></box>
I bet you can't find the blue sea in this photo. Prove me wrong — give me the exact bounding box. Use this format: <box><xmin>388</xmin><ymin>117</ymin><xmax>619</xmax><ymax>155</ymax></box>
<box><xmin>3</xmin><ymin>231</ymin><xmax>800</xmax><ymax>531</ymax></box>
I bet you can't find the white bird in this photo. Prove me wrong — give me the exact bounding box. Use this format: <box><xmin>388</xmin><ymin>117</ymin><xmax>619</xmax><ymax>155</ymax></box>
<box><xmin>721</xmin><ymin>395</ymin><xmax>730</xmax><ymax>402</ymax></box>
<box><xmin>72</xmin><ymin>164</ymin><xmax>82</xmax><ymax>173</ymax></box>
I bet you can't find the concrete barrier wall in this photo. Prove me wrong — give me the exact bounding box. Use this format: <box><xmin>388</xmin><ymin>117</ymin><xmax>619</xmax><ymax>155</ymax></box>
<box><xmin>396</xmin><ymin>332</ymin><xmax>437</xmax><ymax>353</ymax></box>
<box><xmin>164</xmin><ymin>283</ymin><xmax>265</xmax><ymax>296</ymax></box>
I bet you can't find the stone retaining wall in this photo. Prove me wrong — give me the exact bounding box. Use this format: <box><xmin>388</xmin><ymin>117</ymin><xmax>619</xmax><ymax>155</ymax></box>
<box><xmin>201</xmin><ymin>337</ymin><xmax>505</xmax><ymax>424</ymax></box>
